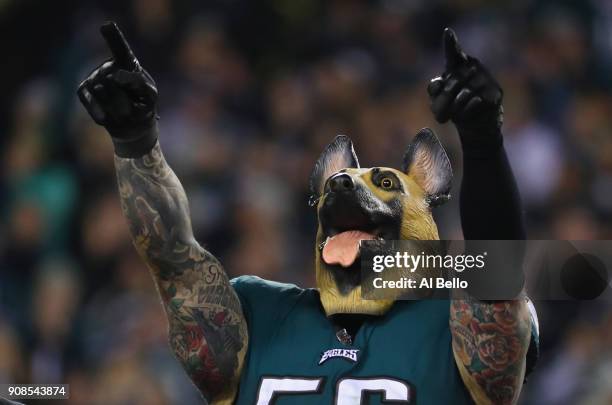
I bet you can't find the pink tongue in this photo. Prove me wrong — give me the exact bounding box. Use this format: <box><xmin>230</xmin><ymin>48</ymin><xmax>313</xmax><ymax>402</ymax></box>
<box><xmin>322</xmin><ymin>230</ymin><xmax>376</xmax><ymax>267</ymax></box>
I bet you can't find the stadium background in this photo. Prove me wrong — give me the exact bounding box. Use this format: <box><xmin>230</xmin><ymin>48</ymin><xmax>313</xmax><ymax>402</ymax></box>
<box><xmin>1</xmin><ymin>0</ymin><xmax>611</xmax><ymax>403</ymax></box>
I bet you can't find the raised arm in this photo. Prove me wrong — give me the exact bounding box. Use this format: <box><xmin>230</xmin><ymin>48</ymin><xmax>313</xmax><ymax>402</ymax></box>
<box><xmin>428</xmin><ymin>28</ymin><xmax>531</xmax><ymax>405</ymax></box>
<box><xmin>77</xmin><ymin>22</ymin><xmax>247</xmax><ymax>404</ymax></box>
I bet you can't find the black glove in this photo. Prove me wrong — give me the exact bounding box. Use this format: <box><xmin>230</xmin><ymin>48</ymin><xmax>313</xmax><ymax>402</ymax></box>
<box><xmin>427</xmin><ymin>28</ymin><xmax>503</xmax><ymax>151</ymax></box>
<box><xmin>77</xmin><ymin>22</ymin><xmax>159</xmax><ymax>158</ymax></box>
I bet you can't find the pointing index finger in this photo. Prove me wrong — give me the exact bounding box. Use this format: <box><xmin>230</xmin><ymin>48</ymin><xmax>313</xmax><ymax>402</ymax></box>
<box><xmin>100</xmin><ymin>21</ymin><xmax>139</xmax><ymax>71</ymax></box>
<box><xmin>443</xmin><ymin>27</ymin><xmax>468</xmax><ymax>70</ymax></box>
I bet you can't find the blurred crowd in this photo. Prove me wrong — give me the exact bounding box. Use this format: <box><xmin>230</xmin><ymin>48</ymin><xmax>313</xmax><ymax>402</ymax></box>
<box><xmin>1</xmin><ymin>0</ymin><xmax>611</xmax><ymax>404</ymax></box>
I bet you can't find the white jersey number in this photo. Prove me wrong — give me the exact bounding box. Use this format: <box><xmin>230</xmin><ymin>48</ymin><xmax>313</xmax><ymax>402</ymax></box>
<box><xmin>256</xmin><ymin>376</ymin><xmax>412</xmax><ymax>404</ymax></box>
<box><xmin>256</xmin><ymin>377</ymin><xmax>323</xmax><ymax>405</ymax></box>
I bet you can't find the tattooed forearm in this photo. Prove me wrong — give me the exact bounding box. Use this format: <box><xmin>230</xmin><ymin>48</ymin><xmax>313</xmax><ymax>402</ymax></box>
<box><xmin>114</xmin><ymin>143</ymin><xmax>248</xmax><ymax>403</ymax></box>
<box><xmin>450</xmin><ymin>292</ymin><xmax>531</xmax><ymax>405</ymax></box>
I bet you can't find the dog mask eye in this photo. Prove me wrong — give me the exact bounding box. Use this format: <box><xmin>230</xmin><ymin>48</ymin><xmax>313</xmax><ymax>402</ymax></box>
<box><xmin>381</xmin><ymin>177</ymin><xmax>393</xmax><ymax>189</ymax></box>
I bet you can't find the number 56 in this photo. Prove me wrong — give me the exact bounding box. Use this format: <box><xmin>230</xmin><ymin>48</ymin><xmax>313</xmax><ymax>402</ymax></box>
<box><xmin>256</xmin><ymin>376</ymin><xmax>413</xmax><ymax>404</ymax></box>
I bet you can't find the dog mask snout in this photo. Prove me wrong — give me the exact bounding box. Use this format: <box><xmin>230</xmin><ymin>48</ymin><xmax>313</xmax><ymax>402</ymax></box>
<box><xmin>329</xmin><ymin>173</ymin><xmax>355</xmax><ymax>192</ymax></box>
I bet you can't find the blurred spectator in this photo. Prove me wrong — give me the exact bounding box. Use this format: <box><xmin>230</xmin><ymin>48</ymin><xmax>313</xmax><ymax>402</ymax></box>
<box><xmin>0</xmin><ymin>319</ymin><xmax>25</xmax><ymax>384</ymax></box>
<box><xmin>29</xmin><ymin>260</ymin><xmax>81</xmax><ymax>384</ymax></box>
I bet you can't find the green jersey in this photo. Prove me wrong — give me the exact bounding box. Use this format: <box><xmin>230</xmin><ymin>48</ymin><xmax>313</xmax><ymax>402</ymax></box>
<box><xmin>230</xmin><ymin>275</ymin><xmax>475</xmax><ymax>404</ymax></box>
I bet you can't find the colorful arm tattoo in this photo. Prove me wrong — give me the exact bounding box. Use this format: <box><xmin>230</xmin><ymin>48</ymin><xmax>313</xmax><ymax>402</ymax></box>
<box><xmin>114</xmin><ymin>143</ymin><xmax>248</xmax><ymax>404</ymax></box>
<box><xmin>450</xmin><ymin>292</ymin><xmax>531</xmax><ymax>405</ymax></box>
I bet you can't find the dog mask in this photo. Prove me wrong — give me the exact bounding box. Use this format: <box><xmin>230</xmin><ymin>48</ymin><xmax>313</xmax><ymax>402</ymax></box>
<box><xmin>310</xmin><ymin>128</ymin><xmax>453</xmax><ymax>316</ymax></box>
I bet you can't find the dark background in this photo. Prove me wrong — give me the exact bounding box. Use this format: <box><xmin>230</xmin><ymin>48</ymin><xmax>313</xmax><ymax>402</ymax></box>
<box><xmin>1</xmin><ymin>0</ymin><xmax>611</xmax><ymax>403</ymax></box>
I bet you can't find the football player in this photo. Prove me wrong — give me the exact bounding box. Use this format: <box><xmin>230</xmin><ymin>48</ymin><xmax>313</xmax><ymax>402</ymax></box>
<box><xmin>78</xmin><ymin>23</ymin><xmax>537</xmax><ymax>404</ymax></box>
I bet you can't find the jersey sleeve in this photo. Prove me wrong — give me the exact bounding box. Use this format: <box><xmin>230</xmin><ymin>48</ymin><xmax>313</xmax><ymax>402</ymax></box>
<box><xmin>230</xmin><ymin>275</ymin><xmax>306</xmax><ymax>338</ymax></box>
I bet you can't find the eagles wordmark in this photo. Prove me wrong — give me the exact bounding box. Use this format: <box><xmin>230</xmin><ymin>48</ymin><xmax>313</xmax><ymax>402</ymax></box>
<box><xmin>319</xmin><ymin>349</ymin><xmax>360</xmax><ymax>365</ymax></box>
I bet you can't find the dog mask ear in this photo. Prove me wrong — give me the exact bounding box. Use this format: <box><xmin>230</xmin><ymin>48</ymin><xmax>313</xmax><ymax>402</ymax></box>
<box><xmin>402</xmin><ymin>128</ymin><xmax>452</xmax><ymax>206</ymax></box>
<box><xmin>310</xmin><ymin>135</ymin><xmax>360</xmax><ymax>197</ymax></box>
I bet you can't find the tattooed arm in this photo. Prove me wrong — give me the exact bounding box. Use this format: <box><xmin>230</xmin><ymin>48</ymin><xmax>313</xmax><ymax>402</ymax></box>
<box><xmin>114</xmin><ymin>144</ymin><xmax>248</xmax><ymax>403</ymax></box>
<box><xmin>450</xmin><ymin>294</ymin><xmax>531</xmax><ymax>405</ymax></box>
<box><xmin>77</xmin><ymin>24</ymin><xmax>248</xmax><ymax>404</ymax></box>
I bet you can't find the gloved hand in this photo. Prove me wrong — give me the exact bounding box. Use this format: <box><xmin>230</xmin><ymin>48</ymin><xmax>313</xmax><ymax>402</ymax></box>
<box><xmin>428</xmin><ymin>28</ymin><xmax>503</xmax><ymax>150</ymax></box>
<box><xmin>77</xmin><ymin>22</ymin><xmax>158</xmax><ymax>158</ymax></box>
